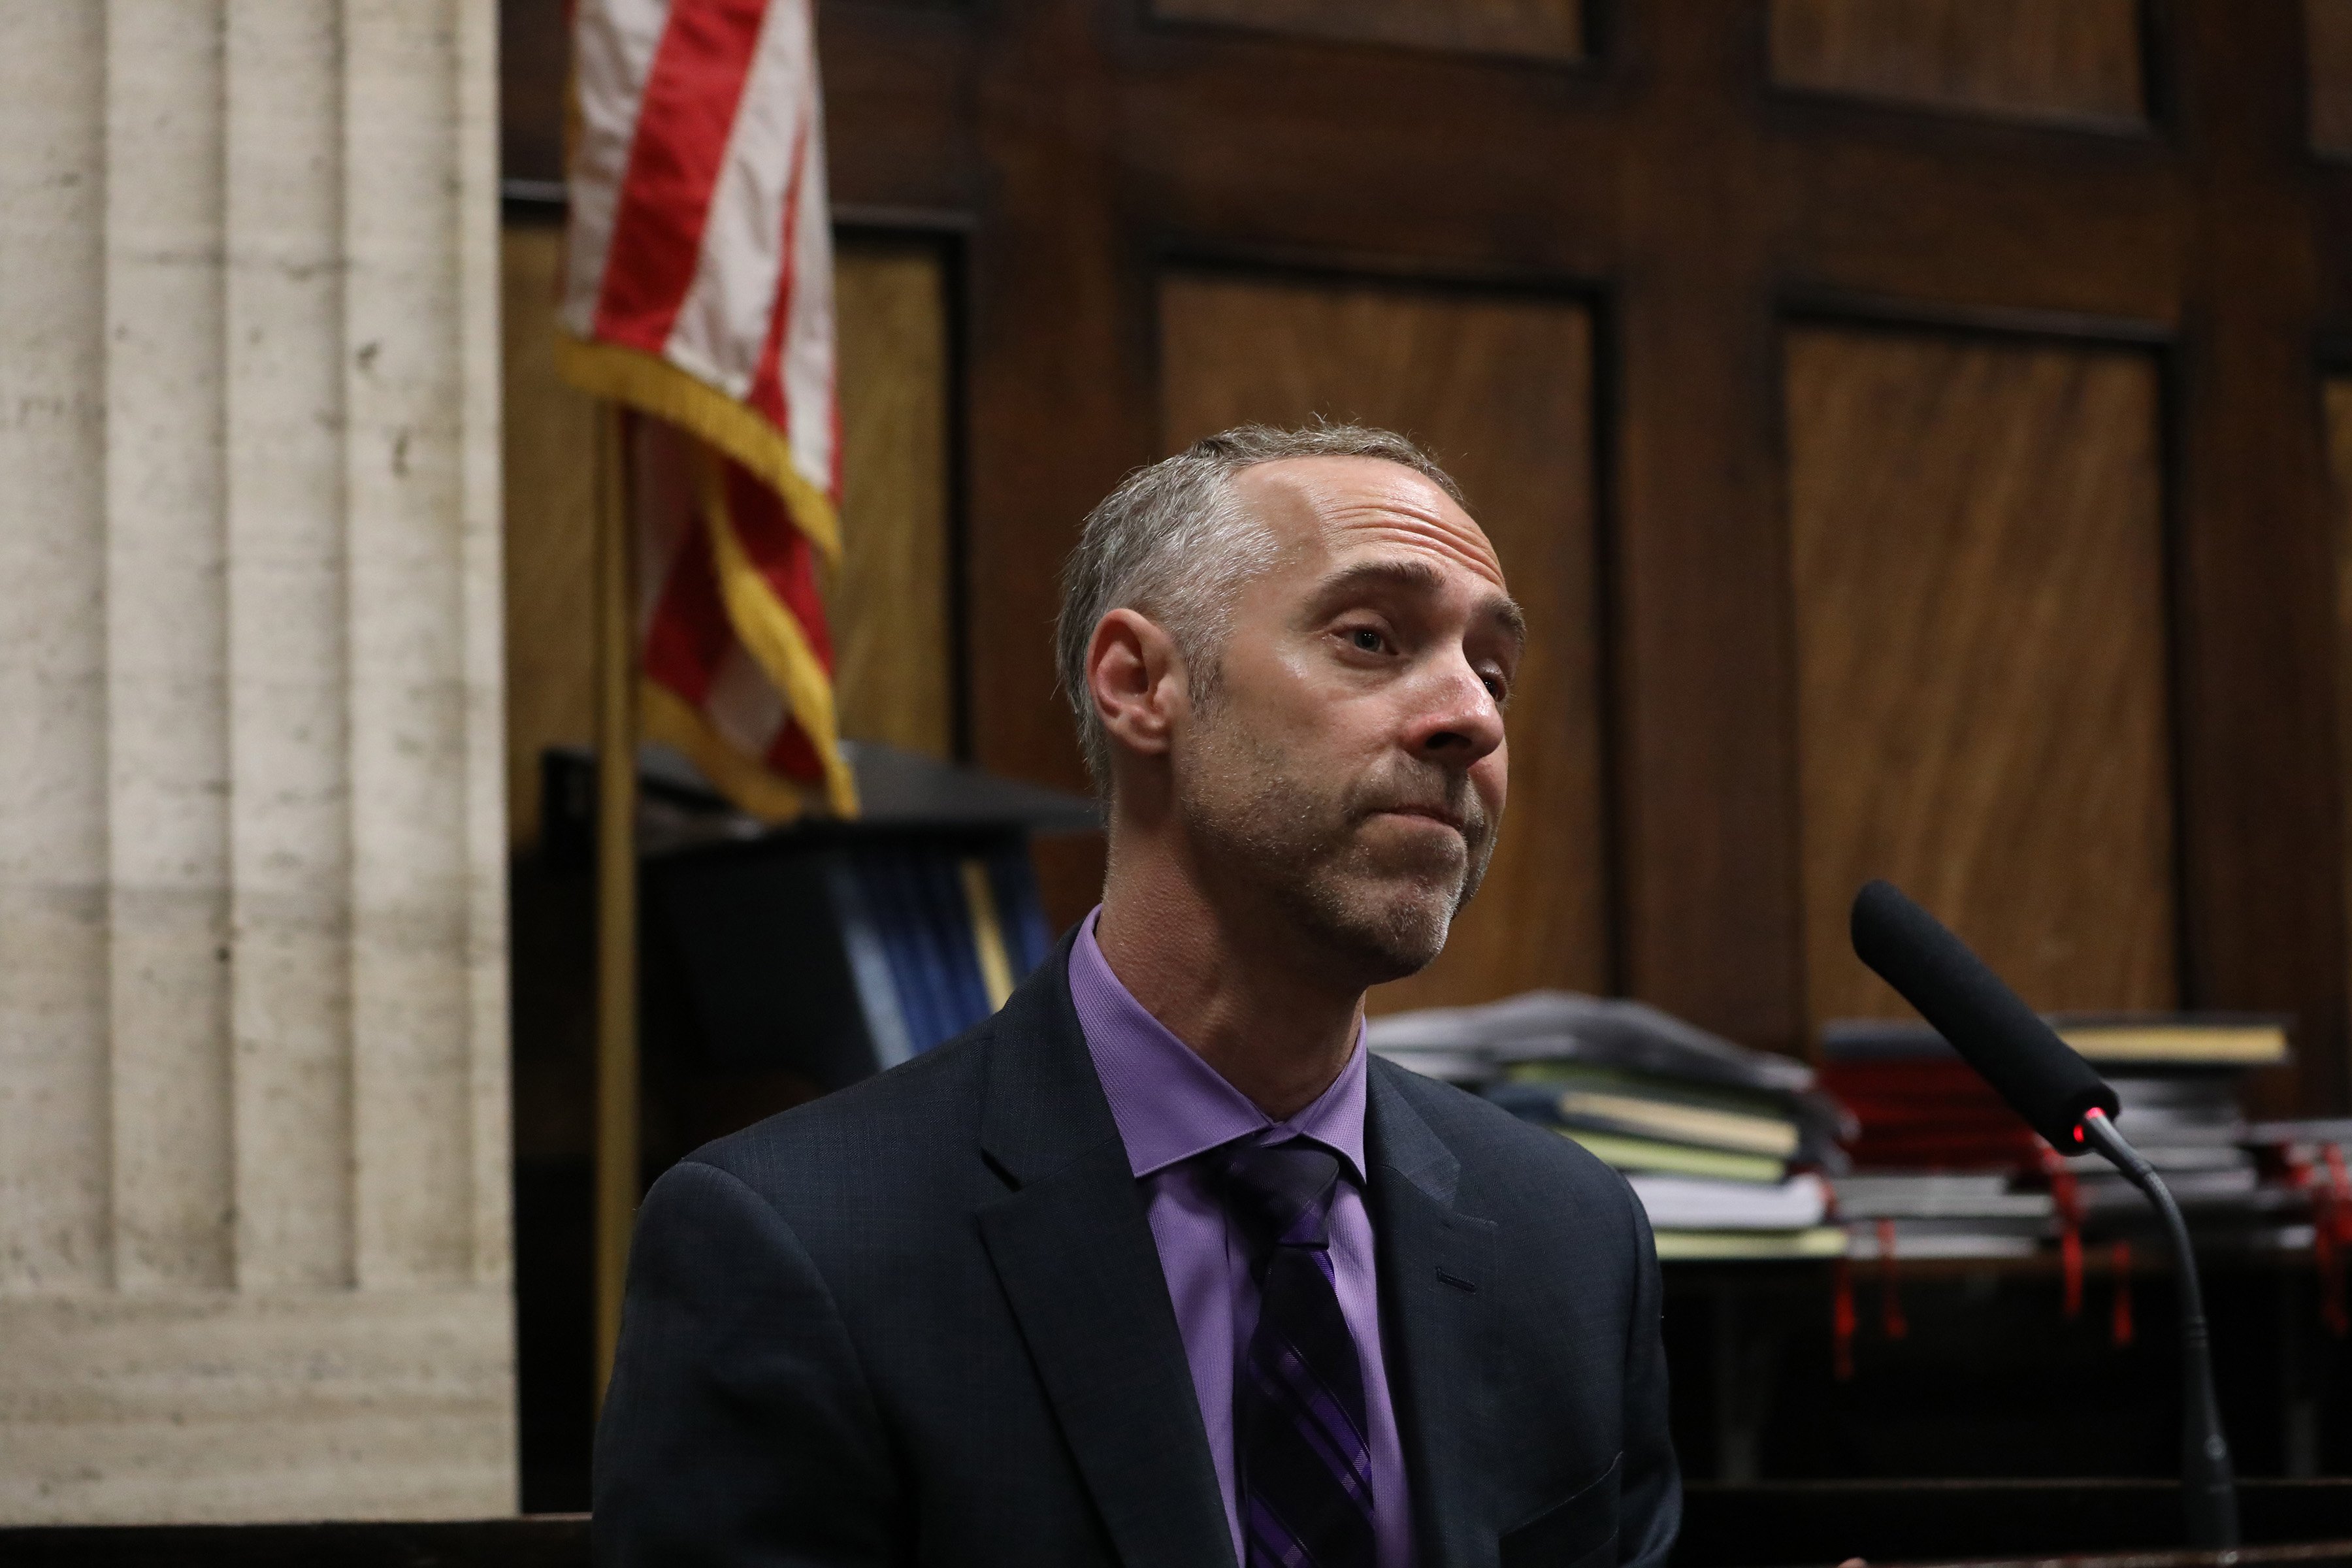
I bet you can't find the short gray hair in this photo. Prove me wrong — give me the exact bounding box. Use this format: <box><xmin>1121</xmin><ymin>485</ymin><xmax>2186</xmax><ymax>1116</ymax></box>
<box><xmin>1054</xmin><ymin>422</ymin><xmax>1468</xmax><ymax>791</ymax></box>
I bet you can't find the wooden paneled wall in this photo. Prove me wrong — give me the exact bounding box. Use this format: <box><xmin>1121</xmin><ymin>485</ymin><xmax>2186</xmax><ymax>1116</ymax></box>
<box><xmin>1769</xmin><ymin>0</ymin><xmax>2145</xmax><ymax>124</ymax></box>
<box><xmin>1152</xmin><ymin>0</ymin><xmax>1585</xmax><ymax>61</ymax></box>
<box><xmin>2326</xmin><ymin>377</ymin><xmax>2352</xmax><ymax>1077</ymax></box>
<box><xmin>2313</xmin><ymin>0</ymin><xmax>2352</xmax><ymax>155</ymax></box>
<box><xmin>499</xmin><ymin>1</ymin><xmax>2352</xmax><ymax>1109</ymax></box>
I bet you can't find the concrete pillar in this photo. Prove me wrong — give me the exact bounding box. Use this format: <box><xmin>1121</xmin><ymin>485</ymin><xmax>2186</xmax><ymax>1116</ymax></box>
<box><xmin>0</xmin><ymin>0</ymin><xmax>513</xmax><ymax>1521</ymax></box>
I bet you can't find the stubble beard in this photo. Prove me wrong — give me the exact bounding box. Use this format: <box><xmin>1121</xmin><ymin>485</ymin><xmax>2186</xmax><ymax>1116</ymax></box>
<box><xmin>1174</xmin><ymin>694</ymin><xmax>1496</xmax><ymax>988</ymax></box>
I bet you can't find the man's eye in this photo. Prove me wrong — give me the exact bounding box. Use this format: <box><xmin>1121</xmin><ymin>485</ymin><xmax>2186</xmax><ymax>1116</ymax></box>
<box><xmin>1348</xmin><ymin>627</ymin><xmax>1385</xmax><ymax>653</ymax></box>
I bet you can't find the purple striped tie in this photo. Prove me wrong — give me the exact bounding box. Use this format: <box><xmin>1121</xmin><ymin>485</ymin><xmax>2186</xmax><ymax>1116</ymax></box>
<box><xmin>1215</xmin><ymin>1139</ymin><xmax>1378</xmax><ymax>1568</ymax></box>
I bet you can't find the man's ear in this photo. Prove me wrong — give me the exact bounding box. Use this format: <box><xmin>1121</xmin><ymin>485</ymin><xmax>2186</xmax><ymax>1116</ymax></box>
<box><xmin>1086</xmin><ymin>607</ymin><xmax>1185</xmax><ymax>761</ymax></box>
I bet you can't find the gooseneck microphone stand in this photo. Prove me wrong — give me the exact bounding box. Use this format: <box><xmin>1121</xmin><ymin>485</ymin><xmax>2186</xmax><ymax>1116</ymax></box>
<box><xmin>1850</xmin><ymin>880</ymin><xmax>2239</xmax><ymax>1550</ymax></box>
<box><xmin>2076</xmin><ymin>1107</ymin><xmax>2238</xmax><ymax>1550</ymax></box>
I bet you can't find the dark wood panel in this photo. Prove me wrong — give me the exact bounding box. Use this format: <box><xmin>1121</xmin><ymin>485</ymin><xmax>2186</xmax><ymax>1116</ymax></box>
<box><xmin>2328</xmin><ymin>377</ymin><xmax>2352</xmax><ymax>1092</ymax></box>
<box><xmin>1609</xmin><ymin>3</ymin><xmax>1805</xmax><ymax>1051</ymax></box>
<box><xmin>2318</xmin><ymin>165</ymin><xmax>2352</xmax><ymax>324</ymax></box>
<box><xmin>1774</xmin><ymin>116</ymin><xmax>2178</xmax><ymax>325</ymax></box>
<box><xmin>1152</xmin><ymin>0</ymin><xmax>1581</xmax><ymax>62</ymax></box>
<box><xmin>1785</xmin><ymin>327</ymin><xmax>2176</xmax><ymax>1029</ymax></box>
<box><xmin>1158</xmin><ymin>272</ymin><xmax>1607</xmax><ymax>1009</ymax></box>
<box><xmin>815</xmin><ymin>1</ymin><xmax>976</xmax><ymax>218</ymax></box>
<box><xmin>2172</xmin><ymin>0</ymin><xmax>2347</xmax><ymax>1118</ymax></box>
<box><xmin>1769</xmin><ymin>0</ymin><xmax>2144</xmax><ymax>126</ymax></box>
<box><xmin>1124</xmin><ymin>26</ymin><xmax>1622</xmax><ymax>286</ymax></box>
<box><xmin>2312</xmin><ymin>0</ymin><xmax>2352</xmax><ymax>154</ymax></box>
<box><xmin>832</xmin><ymin>240</ymin><xmax>954</xmax><ymax>759</ymax></box>
<box><xmin>499</xmin><ymin>0</ymin><xmax>569</xmax><ymax>186</ymax></box>
<box><xmin>501</xmin><ymin>227</ymin><xmax>599</xmax><ymax>849</ymax></box>
<box><xmin>962</xmin><ymin>0</ymin><xmax>1160</xmax><ymax>937</ymax></box>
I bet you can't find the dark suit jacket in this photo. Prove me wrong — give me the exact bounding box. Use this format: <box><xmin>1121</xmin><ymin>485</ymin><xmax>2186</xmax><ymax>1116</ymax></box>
<box><xmin>595</xmin><ymin>936</ymin><xmax>1681</xmax><ymax>1567</ymax></box>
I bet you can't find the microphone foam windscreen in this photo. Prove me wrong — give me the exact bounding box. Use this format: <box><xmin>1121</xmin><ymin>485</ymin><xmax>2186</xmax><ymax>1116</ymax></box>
<box><xmin>1849</xmin><ymin>879</ymin><xmax>2119</xmax><ymax>1147</ymax></box>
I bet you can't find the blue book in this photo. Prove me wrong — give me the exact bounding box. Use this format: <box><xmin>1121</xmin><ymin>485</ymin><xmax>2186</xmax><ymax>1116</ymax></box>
<box><xmin>911</xmin><ymin>851</ymin><xmax>993</xmax><ymax>1037</ymax></box>
<box><xmin>824</xmin><ymin>854</ymin><xmax>916</xmax><ymax>1071</ymax></box>
<box><xmin>855</xmin><ymin>847</ymin><xmax>955</xmax><ymax>1055</ymax></box>
<box><xmin>985</xmin><ymin>843</ymin><xmax>1053</xmax><ymax>979</ymax></box>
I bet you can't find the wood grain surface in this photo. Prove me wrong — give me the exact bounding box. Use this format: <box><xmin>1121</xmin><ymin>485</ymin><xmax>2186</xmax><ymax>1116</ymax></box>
<box><xmin>498</xmin><ymin>0</ymin><xmax>569</xmax><ymax>188</ymax></box>
<box><xmin>1158</xmin><ymin>272</ymin><xmax>1607</xmax><ymax>1010</ymax></box>
<box><xmin>2171</xmin><ymin>1</ymin><xmax>2344</xmax><ymax>1119</ymax></box>
<box><xmin>2313</xmin><ymin>0</ymin><xmax>2352</xmax><ymax>154</ymax></box>
<box><xmin>500</xmin><ymin>225</ymin><xmax>598</xmax><ymax>849</ymax></box>
<box><xmin>1608</xmin><ymin>10</ymin><xmax>1805</xmax><ymax>1053</ymax></box>
<box><xmin>831</xmin><ymin>240</ymin><xmax>954</xmax><ymax>760</ymax></box>
<box><xmin>2325</xmin><ymin>376</ymin><xmax>2352</xmax><ymax>1081</ymax></box>
<box><xmin>1769</xmin><ymin>0</ymin><xmax>2144</xmax><ymax>125</ymax></box>
<box><xmin>1786</xmin><ymin>327</ymin><xmax>2176</xmax><ymax>1030</ymax></box>
<box><xmin>1152</xmin><ymin>0</ymin><xmax>1582</xmax><ymax>61</ymax></box>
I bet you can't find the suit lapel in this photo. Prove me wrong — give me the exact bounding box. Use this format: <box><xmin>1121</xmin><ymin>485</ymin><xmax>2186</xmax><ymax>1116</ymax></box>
<box><xmin>1368</xmin><ymin>1062</ymin><xmax>1498</xmax><ymax>1568</ymax></box>
<box><xmin>975</xmin><ymin>942</ymin><xmax>1236</xmax><ymax>1568</ymax></box>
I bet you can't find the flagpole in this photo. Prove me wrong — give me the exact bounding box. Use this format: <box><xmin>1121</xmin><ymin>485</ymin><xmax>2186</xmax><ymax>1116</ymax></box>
<box><xmin>592</xmin><ymin>400</ymin><xmax>640</xmax><ymax>1409</ymax></box>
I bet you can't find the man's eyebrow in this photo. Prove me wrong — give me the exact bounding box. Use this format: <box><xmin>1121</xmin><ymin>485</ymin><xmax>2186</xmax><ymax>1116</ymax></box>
<box><xmin>1313</xmin><ymin>559</ymin><xmax>1527</xmax><ymax>647</ymax></box>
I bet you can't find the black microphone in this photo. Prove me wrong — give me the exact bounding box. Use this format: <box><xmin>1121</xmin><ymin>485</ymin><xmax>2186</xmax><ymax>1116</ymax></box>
<box><xmin>1850</xmin><ymin>880</ymin><xmax>2119</xmax><ymax>1147</ymax></box>
<box><xmin>1848</xmin><ymin>879</ymin><xmax>2238</xmax><ymax>1551</ymax></box>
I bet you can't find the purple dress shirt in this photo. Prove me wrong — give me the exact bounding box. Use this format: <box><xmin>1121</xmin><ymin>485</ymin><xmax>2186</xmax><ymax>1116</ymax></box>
<box><xmin>1068</xmin><ymin>909</ymin><xmax>1414</xmax><ymax>1568</ymax></box>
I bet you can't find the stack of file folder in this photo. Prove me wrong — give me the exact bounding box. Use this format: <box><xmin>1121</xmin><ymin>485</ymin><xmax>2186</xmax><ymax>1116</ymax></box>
<box><xmin>1369</xmin><ymin>992</ymin><xmax>1852</xmax><ymax>1260</ymax></box>
<box><xmin>1822</xmin><ymin>1015</ymin><xmax>2306</xmax><ymax>1258</ymax></box>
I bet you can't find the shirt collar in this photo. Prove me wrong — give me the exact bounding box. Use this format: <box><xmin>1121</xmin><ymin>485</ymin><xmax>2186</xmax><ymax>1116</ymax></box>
<box><xmin>1067</xmin><ymin>906</ymin><xmax>1368</xmax><ymax>1184</ymax></box>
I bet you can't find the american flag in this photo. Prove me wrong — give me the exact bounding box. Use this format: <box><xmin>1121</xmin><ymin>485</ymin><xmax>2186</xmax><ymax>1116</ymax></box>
<box><xmin>559</xmin><ymin>0</ymin><xmax>853</xmax><ymax>817</ymax></box>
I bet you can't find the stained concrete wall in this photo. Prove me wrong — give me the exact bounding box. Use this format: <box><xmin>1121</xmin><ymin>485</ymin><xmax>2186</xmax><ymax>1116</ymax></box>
<box><xmin>0</xmin><ymin>0</ymin><xmax>514</xmax><ymax>1521</ymax></box>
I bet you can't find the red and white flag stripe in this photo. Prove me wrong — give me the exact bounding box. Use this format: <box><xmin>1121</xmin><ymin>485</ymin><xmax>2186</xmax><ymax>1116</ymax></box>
<box><xmin>561</xmin><ymin>0</ymin><xmax>850</xmax><ymax>817</ymax></box>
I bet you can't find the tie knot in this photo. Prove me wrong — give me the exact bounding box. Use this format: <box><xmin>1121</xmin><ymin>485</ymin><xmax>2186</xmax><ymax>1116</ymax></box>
<box><xmin>1214</xmin><ymin>1139</ymin><xmax>1343</xmax><ymax>1250</ymax></box>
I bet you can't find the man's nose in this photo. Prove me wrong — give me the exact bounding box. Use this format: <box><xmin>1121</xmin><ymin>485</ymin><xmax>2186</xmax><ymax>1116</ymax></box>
<box><xmin>1403</xmin><ymin>653</ymin><xmax>1505</xmax><ymax>768</ymax></box>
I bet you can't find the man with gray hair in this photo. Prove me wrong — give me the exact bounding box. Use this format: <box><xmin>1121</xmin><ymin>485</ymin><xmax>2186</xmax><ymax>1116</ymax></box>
<box><xmin>596</xmin><ymin>426</ymin><xmax>1681</xmax><ymax>1567</ymax></box>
